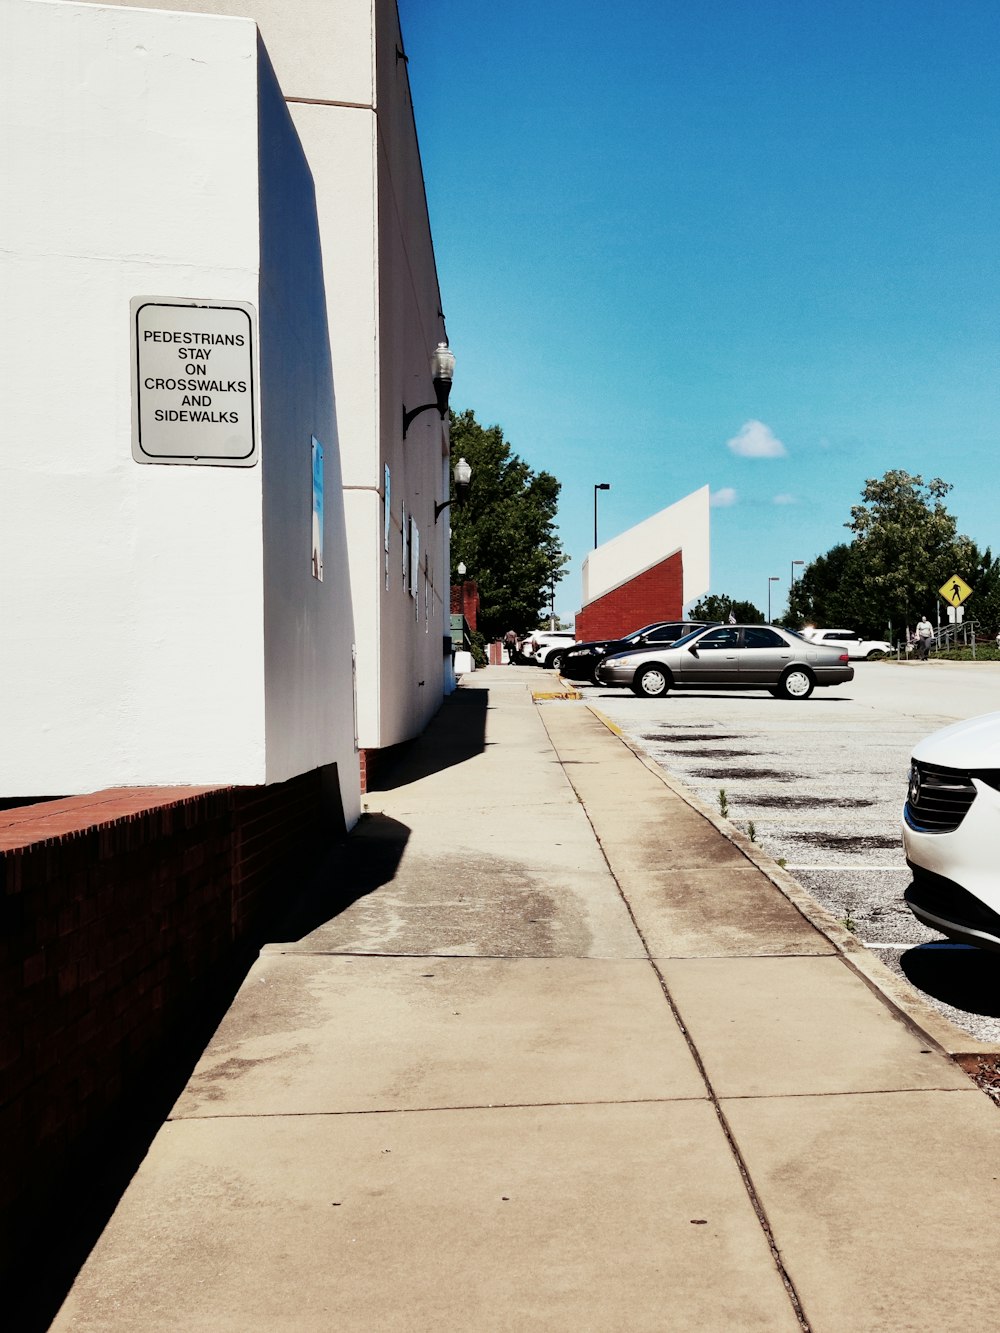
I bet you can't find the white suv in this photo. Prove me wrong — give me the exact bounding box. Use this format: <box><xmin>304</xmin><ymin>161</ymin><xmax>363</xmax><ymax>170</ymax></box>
<box><xmin>902</xmin><ymin>711</ymin><xmax>1000</xmax><ymax>952</ymax></box>
<box><xmin>519</xmin><ymin>630</ymin><xmax>577</xmax><ymax>666</ymax></box>
<box><xmin>801</xmin><ymin>627</ymin><xmax>893</xmax><ymax>660</ymax></box>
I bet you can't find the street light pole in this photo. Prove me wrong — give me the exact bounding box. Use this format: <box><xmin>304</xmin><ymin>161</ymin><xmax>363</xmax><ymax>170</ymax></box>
<box><xmin>790</xmin><ymin>560</ymin><xmax>804</xmax><ymax>617</ymax></box>
<box><xmin>768</xmin><ymin>576</ymin><xmax>780</xmax><ymax>623</ymax></box>
<box><xmin>594</xmin><ymin>483</ymin><xmax>610</xmax><ymax>548</ymax></box>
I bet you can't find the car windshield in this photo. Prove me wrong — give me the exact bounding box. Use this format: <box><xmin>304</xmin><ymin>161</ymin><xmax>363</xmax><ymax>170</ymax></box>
<box><xmin>623</xmin><ymin>623</ymin><xmax>664</xmax><ymax>644</ymax></box>
<box><xmin>665</xmin><ymin>627</ymin><xmax>705</xmax><ymax>649</ymax></box>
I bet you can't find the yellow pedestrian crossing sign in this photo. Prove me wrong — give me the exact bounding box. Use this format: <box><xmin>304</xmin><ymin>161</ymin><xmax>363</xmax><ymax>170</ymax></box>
<box><xmin>939</xmin><ymin>574</ymin><xmax>972</xmax><ymax>606</ymax></box>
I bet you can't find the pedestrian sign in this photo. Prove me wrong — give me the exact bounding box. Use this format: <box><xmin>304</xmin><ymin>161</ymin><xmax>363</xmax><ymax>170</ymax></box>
<box><xmin>939</xmin><ymin>574</ymin><xmax>972</xmax><ymax>606</ymax></box>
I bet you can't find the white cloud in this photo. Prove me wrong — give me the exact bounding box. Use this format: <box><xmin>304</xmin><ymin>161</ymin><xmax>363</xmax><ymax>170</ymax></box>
<box><xmin>772</xmin><ymin>493</ymin><xmax>796</xmax><ymax>505</ymax></box>
<box><xmin>710</xmin><ymin>487</ymin><xmax>738</xmax><ymax>508</ymax></box>
<box><xmin>727</xmin><ymin>420</ymin><xmax>787</xmax><ymax>458</ymax></box>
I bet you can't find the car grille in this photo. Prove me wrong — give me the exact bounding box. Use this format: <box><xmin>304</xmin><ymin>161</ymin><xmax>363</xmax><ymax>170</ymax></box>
<box><xmin>905</xmin><ymin>760</ymin><xmax>977</xmax><ymax>833</ymax></box>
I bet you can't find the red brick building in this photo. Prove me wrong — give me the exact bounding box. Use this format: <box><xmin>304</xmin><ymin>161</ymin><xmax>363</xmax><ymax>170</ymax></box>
<box><xmin>576</xmin><ymin>487</ymin><xmax>710</xmax><ymax>640</ymax></box>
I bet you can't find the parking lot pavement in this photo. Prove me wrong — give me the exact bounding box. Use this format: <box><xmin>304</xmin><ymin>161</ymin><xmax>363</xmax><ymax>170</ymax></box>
<box><xmin>585</xmin><ymin>659</ymin><xmax>1000</xmax><ymax>1045</ymax></box>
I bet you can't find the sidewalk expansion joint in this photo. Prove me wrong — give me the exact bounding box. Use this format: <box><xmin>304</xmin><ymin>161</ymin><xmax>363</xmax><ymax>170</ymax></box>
<box><xmin>169</xmin><ymin>1096</ymin><xmax>710</xmax><ymax>1122</ymax></box>
<box><xmin>539</xmin><ymin>708</ymin><xmax>813</xmax><ymax>1333</ymax></box>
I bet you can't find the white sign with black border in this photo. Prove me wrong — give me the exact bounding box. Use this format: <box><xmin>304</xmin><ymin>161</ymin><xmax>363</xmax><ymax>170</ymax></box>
<box><xmin>131</xmin><ymin>297</ymin><xmax>258</xmax><ymax>466</ymax></box>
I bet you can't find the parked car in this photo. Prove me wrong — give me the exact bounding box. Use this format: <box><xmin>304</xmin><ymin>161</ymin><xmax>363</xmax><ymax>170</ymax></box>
<box><xmin>559</xmin><ymin>621</ymin><xmax>715</xmax><ymax>683</ymax></box>
<box><xmin>800</xmin><ymin>627</ymin><xmax>893</xmax><ymax>660</ymax></box>
<box><xmin>518</xmin><ymin>630</ymin><xmax>578</xmax><ymax>666</ymax></box>
<box><xmin>902</xmin><ymin>711</ymin><xmax>1000</xmax><ymax>952</ymax></box>
<box><xmin>595</xmin><ymin>623</ymin><xmax>854</xmax><ymax>698</ymax></box>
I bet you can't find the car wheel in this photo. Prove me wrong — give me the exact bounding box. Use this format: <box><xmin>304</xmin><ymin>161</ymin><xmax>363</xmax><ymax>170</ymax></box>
<box><xmin>866</xmin><ymin>649</ymin><xmax>885</xmax><ymax>661</ymax></box>
<box><xmin>778</xmin><ymin>667</ymin><xmax>814</xmax><ymax>700</ymax></box>
<box><xmin>632</xmin><ymin>664</ymin><xmax>671</xmax><ymax>698</ymax></box>
<box><xmin>544</xmin><ymin>650</ymin><xmax>565</xmax><ymax>670</ymax></box>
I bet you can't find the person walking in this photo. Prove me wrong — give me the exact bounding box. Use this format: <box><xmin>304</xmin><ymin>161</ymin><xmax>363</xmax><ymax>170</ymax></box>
<box><xmin>503</xmin><ymin>629</ymin><xmax>517</xmax><ymax>663</ymax></box>
<box><xmin>915</xmin><ymin>614</ymin><xmax>934</xmax><ymax>660</ymax></box>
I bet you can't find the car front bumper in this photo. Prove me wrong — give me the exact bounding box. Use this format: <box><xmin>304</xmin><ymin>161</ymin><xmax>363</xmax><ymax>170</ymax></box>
<box><xmin>902</xmin><ymin>778</ymin><xmax>1000</xmax><ymax>937</ymax></box>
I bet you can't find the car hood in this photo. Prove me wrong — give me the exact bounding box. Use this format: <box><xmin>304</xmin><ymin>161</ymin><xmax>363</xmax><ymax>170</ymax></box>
<box><xmin>912</xmin><ymin>710</ymin><xmax>1000</xmax><ymax>768</ymax></box>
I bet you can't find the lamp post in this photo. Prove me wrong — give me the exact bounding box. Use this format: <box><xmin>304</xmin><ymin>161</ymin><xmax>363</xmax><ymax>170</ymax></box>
<box><xmin>403</xmin><ymin>342</ymin><xmax>456</xmax><ymax>438</ymax></box>
<box><xmin>594</xmin><ymin>483</ymin><xmax>610</xmax><ymax>548</ymax></box>
<box><xmin>435</xmin><ymin>456</ymin><xmax>472</xmax><ymax>523</ymax></box>
<box><xmin>768</xmin><ymin>576</ymin><xmax>780</xmax><ymax>623</ymax></box>
<box><xmin>790</xmin><ymin>559</ymin><xmax>804</xmax><ymax>617</ymax></box>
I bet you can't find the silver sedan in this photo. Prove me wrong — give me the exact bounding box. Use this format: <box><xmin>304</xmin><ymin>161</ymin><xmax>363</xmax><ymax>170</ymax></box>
<box><xmin>595</xmin><ymin>623</ymin><xmax>854</xmax><ymax>699</ymax></box>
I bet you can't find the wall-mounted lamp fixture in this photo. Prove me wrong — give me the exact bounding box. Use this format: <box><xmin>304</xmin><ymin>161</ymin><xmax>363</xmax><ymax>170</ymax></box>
<box><xmin>435</xmin><ymin>456</ymin><xmax>472</xmax><ymax>523</ymax></box>
<box><xmin>403</xmin><ymin>342</ymin><xmax>455</xmax><ymax>438</ymax></box>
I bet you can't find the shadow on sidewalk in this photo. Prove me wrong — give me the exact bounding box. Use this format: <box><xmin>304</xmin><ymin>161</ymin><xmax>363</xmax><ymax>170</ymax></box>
<box><xmin>273</xmin><ymin>813</ymin><xmax>410</xmax><ymax>942</ymax></box>
<box><xmin>370</xmin><ymin>687</ymin><xmax>489</xmax><ymax>791</ymax></box>
<box><xmin>8</xmin><ymin>816</ymin><xmax>410</xmax><ymax>1333</ymax></box>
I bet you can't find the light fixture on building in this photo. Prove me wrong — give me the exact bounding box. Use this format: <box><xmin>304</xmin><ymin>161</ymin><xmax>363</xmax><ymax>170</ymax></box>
<box><xmin>403</xmin><ymin>342</ymin><xmax>456</xmax><ymax>437</ymax></box>
<box><xmin>435</xmin><ymin>456</ymin><xmax>472</xmax><ymax>523</ymax></box>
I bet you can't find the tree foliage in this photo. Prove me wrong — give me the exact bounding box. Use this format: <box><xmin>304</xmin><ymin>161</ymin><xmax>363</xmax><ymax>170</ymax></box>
<box><xmin>787</xmin><ymin>470</ymin><xmax>1000</xmax><ymax>638</ymax></box>
<box><xmin>689</xmin><ymin>594</ymin><xmax>764</xmax><ymax>624</ymax></box>
<box><xmin>448</xmin><ymin>409</ymin><xmax>567</xmax><ymax>640</ymax></box>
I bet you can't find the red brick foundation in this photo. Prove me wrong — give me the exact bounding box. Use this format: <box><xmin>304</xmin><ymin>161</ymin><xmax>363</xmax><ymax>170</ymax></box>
<box><xmin>1</xmin><ymin>766</ymin><xmax>344</xmax><ymax>1266</ymax></box>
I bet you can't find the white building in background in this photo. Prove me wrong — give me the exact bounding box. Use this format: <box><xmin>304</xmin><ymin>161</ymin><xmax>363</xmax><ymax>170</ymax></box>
<box><xmin>2</xmin><ymin>0</ymin><xmax>452</xmax><ymax>813</ymax></box>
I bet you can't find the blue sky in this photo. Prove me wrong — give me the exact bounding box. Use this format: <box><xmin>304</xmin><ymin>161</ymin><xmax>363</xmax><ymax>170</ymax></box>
<box><xmin>401</xmin><ymin>0</ymin><xmax>1000</xmax><ymax>623</ymax></box>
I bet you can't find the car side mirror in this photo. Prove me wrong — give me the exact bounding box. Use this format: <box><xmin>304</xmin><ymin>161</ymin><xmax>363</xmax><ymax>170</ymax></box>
<box><xmin>687</xmin><ymin>645</ymin><xmax>699</xmax><ymax>656</ymax></box>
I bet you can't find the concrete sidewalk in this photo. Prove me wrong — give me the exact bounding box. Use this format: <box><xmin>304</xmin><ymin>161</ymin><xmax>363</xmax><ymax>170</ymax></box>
<box><xmin>53</xmin><ymin>667</ymin><xmax>1000</xmax><ymax>1331</ymax></box>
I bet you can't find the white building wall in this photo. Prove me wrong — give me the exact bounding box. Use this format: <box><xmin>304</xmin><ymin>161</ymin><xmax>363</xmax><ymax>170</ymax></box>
<box><xmin>582</xmin><ymin>486</ymin><xmax>712</xmax><ymax>609</ymax></box>
<box><xmin>256</xmin><ymin>44</ymin><xmax>360</xmax><ymax>812</ymax></box>
<box><xmin>1</xmin><ymin>2</ymin><xmax>360</xmax><ymax>817</ymax></box>
<box><xmin>92</xmin><ymin>0</ymin><xmax>453</xmax><ymax>753</ymax></box>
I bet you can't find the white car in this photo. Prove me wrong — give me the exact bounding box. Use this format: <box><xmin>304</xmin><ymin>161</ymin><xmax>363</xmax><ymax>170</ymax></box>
<box><xmin>519</xmin><ymin>630</ymin><xmax>578</xmax><ymax>666</ymax></box>
<box><xmin>801</xmin><ymin>627</ymin><xmax>893</xmax><ymax>660</ymax></box>
<box><xmin>902</xmin><ymin>711</ymin><xmax>1000</xmax><ymax>952</ymax></box>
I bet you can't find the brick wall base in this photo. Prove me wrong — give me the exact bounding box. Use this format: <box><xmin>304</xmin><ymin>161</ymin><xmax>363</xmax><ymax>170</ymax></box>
<box><xmin>1</xmin><ymin>765</ymin><xmax>345</xmax><ymax>1279</ymax></box>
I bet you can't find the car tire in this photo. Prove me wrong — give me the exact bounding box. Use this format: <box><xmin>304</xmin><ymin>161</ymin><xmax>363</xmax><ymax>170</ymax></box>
<box><xmin>866</xmin><ymin>650</ymin><xmax>885</xmax><ymax>661</ymax></box>
<box><xmin>632</xmin><ymin>664</ymin><xmax>671</xmax><ymax>698</ymax></box>
<box><xmin>544</xmin><ymin>650</ymin><xmax>565</xmax><ymax>670</ymax></box>
<box><xmin>778</xmin><ymin>667</ymin><xmax>814</xmax><ymax>700</ymax></box>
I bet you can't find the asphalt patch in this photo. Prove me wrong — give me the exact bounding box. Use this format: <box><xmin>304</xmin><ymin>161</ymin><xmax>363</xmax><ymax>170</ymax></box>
<box><xmin>691</xmin><ymin>767</ymin><xmax>801</xmax><ymax>782</ymax></box>
<box><xmin>641</xmin><ymin>733</ymin><xmax>744</xmax><ymax>743</ymax></box>
<box><xmin>664</xmin><ymin>747</ymin><xmax>753</xmax><ymax>758</ymax></box>
<box><xmin>749</xmin><ymin>794</ymin><xmax>875</xmax><ymax>809</ymax></box>
<box><xmin>789</xmin><ymin>831</ymin><xmax>900</xmax><ymax>851</ymax></box>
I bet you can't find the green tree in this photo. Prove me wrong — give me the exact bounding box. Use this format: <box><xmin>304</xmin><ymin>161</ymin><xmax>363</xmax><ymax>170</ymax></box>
<box><xmin>448</xmin><ymin>409</ymin><xmax>567</xmax><ymax>639</ymax></box>
<box><xmin>786</xmin><ymin>543</ymin><xmax>868</xmax><ymax>631</ymax></box>
<box><xmin>788</xmin><ymin>471</ymin><xmax>1000</xmax><ymax>639</ymax></box>
<box><xmin>689</xmin><ymin>594</ymin><xmax>764</xmax><ymax>624</ymax></box>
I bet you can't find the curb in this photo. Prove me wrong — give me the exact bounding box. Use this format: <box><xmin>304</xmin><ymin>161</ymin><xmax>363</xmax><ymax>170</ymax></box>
<box><xmin>587</xmin><ymin>703</ymin><xmax>1000</xmax><ymax>1060</ymax></box>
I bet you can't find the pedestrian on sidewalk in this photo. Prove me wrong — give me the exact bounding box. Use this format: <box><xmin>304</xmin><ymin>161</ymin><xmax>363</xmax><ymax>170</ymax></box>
<box><xmin>915</xmin><ymin>614</ymin><xmax>934</xmax><ymax>660</ymax></box>
<box><xmin>503</xmin><ymin>628</ymin><xmax>518</xmax><ymax>662</ymax></box>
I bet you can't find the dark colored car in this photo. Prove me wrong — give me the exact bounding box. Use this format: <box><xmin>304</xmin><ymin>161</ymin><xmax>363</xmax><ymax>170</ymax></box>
<box><xmin>596</xmin><ymin>623</ymin><xmax>854</xmax><ymax>698</ymax></box>
<box><xmin>559</xmin><ymin>621</ymin><xmax>716</xmax><ymax>682</ymax></box>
